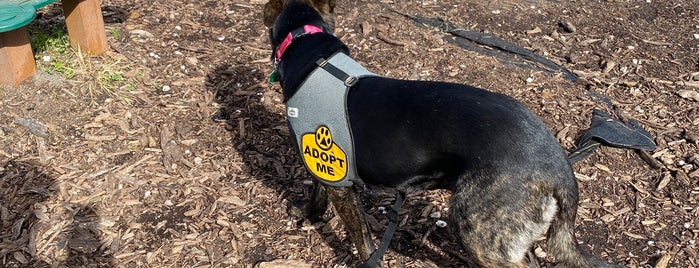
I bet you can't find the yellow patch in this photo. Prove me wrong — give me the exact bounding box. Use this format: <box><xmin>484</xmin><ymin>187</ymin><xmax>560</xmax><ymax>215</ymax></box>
<box><xmin>301</xmin><ymin>126</ymin><xmax>348</xmax><ymax>182</ymax></box>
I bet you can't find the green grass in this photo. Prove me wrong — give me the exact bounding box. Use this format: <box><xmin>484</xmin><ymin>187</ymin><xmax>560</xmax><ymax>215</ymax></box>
<box><xmin>28</xmin><ymin>25</ymin><xmax>74</xmax><ymax>77</ymax></box>
<box><xmin>27</xmin><ymin>24</ymin><xmax>139</xmax><ymax>105</ymax></box>
<box><xmin>28</xmin><ymin>25</ymin><xmax>70</xmax><ymax>55</ymax></box>
<box><xmin>108</xmin><ymin>27</ymin><xmax>122</xmax><ymax>39</ymax></box>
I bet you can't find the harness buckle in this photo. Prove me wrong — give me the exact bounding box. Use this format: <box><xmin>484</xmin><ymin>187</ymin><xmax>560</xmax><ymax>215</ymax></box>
<box><xmin>344</xmin><ymin>76</ymin><xmax>357</xmax><ymax>87</ymax></box>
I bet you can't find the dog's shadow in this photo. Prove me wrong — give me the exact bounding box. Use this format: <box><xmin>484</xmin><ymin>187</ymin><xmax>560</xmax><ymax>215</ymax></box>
<box><xmin>0</xmin><ymin>160</ymin><xmax>114</xmax><ymax>267</ymax></box>
<box><xmin>206</xmin><ymin>64</ymin><xmax>467</xmax><ymax>266</ymax></box>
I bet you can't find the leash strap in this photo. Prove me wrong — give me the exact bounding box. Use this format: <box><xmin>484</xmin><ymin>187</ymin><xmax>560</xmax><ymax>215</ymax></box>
<box><xmin>358</xmin><ymin>191</ymin><xmax>406</xmax><ymax>268</ymax></box>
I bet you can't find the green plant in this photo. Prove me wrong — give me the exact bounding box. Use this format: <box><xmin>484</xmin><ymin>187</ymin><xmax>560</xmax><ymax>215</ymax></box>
<box><xmin>108</xmin><ymin>27</ymin><xmax>122</xmax><ymax>39</ymax></box>
<box><xmin>27</xmin><ymin>24</ymin><xmax>140</xmax><ymax>105</ymax></box>
<box><xmin>74</xmin><ymin>50</ymin><xmax>136</xmax><ymax>105</ymax></box>
<box><xmin>28</xmin><ymin>25</ymin><xmax>70</xmax><ymax>55</ymax></box>
<box><xmin>47</xmin><ymin>60</ymin><xmax>75</xmax><ymax>78</ymax></box>
<box><xmin>29</xmin><ymin>25</ymin><xmax>76</xmax><ymax>78</ymax></box>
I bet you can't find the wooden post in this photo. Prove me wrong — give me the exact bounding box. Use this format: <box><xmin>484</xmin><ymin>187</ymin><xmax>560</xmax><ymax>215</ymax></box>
<box><xmin>61</xmin><ymin>0</ymin><xmax>108</xmax><ymax>54</ymax></box>
<box><xmin>0</xmin><ymin>27</ymin><xmax>37</xmax><ymax>87</ymax></box>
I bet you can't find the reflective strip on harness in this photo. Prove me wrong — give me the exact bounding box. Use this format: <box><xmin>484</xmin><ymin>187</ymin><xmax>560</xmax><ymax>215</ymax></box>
<box><xmin>286</xmin><ymin>52</ymin><xmax>376</xmax><ymax>187</ymax></box>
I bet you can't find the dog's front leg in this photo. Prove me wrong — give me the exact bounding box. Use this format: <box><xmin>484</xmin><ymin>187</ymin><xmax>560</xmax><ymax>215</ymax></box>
<box><xmin>325</xmin><ymin>186</ymin><xmax>378</xmax><ymax>266</ymax></box>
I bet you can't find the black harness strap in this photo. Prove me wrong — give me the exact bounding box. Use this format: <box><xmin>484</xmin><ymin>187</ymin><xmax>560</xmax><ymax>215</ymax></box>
<box><xmin>358</xmin><ymin>191</ymin><xmax>406</xmax><ymax>268</ymax></box>
<box><xmin>316</xmin><ymin>58</ymin><xmax>358</xmax><ymax>86</ymax></box>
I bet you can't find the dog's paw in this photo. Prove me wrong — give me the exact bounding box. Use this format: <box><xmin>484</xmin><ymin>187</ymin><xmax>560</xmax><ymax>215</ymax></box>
<box><xmin>286</xmin><ymin>198</ymin><xmax>327</xmax><ymax>223</ymax></box>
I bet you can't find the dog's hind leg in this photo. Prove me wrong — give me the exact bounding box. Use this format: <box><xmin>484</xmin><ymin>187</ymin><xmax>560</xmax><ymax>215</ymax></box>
<box><xmin>325</xmin><ymin>186</ymin><xmax>377</xmax><ymax>265</ymax></box>
<box><xmin>450</xmin><ymin>178</ymin><xmax>556</xmax><ymax>268</ymax></box>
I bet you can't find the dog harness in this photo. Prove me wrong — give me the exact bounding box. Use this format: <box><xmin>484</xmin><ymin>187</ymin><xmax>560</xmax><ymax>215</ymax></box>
<box><xmin>286</xmin><ymin>52</ymin><xmax>376</xmax><ymax>187</ymax></box>
<box><xmin>274</xmin><ymin>25</ymin><xmax>404</xmax><ymax>268</ymax></box>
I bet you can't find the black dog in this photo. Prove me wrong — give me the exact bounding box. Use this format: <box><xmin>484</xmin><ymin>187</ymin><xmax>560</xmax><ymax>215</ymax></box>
<box><xmin>263</xmin><ymin>0</ymin><xmax>625</xmax><ymax>267</ymax></box>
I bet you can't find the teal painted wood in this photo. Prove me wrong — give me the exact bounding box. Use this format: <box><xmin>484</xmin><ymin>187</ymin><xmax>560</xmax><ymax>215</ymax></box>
<box><xmin>0</xmin><ymin>0</ymin><xmax>58</xmax><ymax>32</ymax></box>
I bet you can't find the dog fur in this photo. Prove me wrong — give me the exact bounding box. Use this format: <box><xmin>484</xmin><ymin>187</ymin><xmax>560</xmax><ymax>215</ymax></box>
<box><xmin>263</xmin><ymin>1</ymin><xmax>626</xmax><ymax>267</ymax></box>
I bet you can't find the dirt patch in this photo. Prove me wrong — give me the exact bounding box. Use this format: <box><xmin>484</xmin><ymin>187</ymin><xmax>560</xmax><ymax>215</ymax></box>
<box><xmin>1</xmin><ymin>0</ymin><xmax>697</xmax><ymax>267</ymax></box>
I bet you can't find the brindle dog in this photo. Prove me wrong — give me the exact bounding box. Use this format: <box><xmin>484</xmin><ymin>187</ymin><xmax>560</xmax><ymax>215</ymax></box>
<box><xmin>263</xmin><ymin>0</ymin><xmax>626</xmax><ymax>267</ymax></box>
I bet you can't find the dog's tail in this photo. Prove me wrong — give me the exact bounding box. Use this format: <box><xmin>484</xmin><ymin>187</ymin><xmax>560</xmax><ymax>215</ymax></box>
<box><xmin>547</xmin><ymin>183</ymin><xmax>627</xmax><ymax>268</ymax></box>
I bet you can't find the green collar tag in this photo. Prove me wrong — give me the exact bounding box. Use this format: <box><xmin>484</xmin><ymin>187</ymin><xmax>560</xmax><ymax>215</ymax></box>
<box><xmin>268</xmin><ymin>70</ymin><xmax>279</xmax><ymax>83</ymax></box>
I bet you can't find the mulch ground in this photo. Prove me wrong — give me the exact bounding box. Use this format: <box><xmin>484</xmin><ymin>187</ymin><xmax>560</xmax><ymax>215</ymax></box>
<box><xmin>1</xmin><ymin>0</ymin><xmax>698</xmax><ymax>267</ymax></box>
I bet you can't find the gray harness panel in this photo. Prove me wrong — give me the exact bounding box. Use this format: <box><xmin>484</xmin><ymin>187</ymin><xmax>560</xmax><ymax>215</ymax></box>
<box><xmin>286</xmin><ymin>52</ymin><xmax>376</xmax><ymax>187</ymax></box>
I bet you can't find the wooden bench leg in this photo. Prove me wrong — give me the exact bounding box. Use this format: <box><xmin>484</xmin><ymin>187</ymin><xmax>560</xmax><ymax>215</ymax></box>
<box><xmin>61</xmin><ymin>0</ymin><xmax>108</xmax><ymax>54</ymax></box>
<box><xmin>0</xmin><ymin>27</ymin><xmax>37</xmax><ymax>87</ymax></box>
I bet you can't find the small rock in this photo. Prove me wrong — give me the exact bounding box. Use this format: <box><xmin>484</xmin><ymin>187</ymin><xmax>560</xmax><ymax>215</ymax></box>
<box><xmin>435</xmin><ymin>220</ymin><xmax>447</xmax><ymax>227</ymax></box>
<box><xmin>130</xmin><ymin>29</ymin><xmax>154</xmax><ymax>38</ymax></box>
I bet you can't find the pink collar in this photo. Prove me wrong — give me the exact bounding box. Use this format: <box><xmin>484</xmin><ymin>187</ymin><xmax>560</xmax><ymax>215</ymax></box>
<box><xmin>275</xmin><ymin>25</ymin><xmax>324</xmax><ymax>61</ymax></box>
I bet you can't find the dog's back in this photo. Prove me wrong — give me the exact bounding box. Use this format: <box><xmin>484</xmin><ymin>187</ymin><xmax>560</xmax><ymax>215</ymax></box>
<box><xmin>347</xmin><ymin>77</ymin><xmax>564</xmax><ymax>190</ymax></box>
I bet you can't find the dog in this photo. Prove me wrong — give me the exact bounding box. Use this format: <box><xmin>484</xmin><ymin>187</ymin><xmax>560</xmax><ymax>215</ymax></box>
<box><xmin>263</xmin><ymin>0</ymin><xmax>626</xmax><ymax>267</ymax></box>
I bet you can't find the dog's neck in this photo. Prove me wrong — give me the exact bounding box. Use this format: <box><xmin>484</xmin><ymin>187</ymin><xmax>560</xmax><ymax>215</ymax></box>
<box><xmin>270</xmin><ymin>2</ymin><xmax>349</xmax><ymax>101</ymax></box>
<box><xmin>274</xmin><ymin>25</ymin><xmax>325</xmax><ymax>61</ymax></box>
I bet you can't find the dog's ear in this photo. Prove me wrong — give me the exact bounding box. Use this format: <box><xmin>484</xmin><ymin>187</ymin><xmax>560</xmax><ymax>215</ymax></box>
<box><xmin>263</xmin><ymin>0</ymin><xmax>284</xmax><ymax>27</ymax></box>
<box><xmin>309</xmin><ymin>0</ymin><xmax>336</xmax><ymax>14</ymax></box>
<box><xmin>307</xmin><ymin>0</ymin><xmax>336</xmax><ymax>29</ymax></box>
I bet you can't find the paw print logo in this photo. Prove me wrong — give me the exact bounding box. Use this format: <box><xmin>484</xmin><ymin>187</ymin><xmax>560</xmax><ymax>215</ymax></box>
<box><xmin>315</xmin><ymin>126</ymin><xmax>333</xmax><ymax>151</ymax></box>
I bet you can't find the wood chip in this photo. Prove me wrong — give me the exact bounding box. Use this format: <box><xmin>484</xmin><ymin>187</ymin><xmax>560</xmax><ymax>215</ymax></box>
<box><xmin>526</xmin><ymin>27</ymin><xmax>542</xmax><ymax>35</ymax></box>
<box><xmin>361</xmin><ymin>22</ymin><xmax>373</xmax><ymax>34</ymax></box>
<box><xmin>14</xmin><ymin>117</ymin><xmax>49</xmax><ymax>138</ymax></box>
<box><xmin>559</xmin><ymin>20</ymin><xmax>576</xmax><ymax>33</ymax></box>
<box><xmin>594</xmin><ymin>163</ymin><xmax>611</xmax><ymax>172</ymax></box>
<box><xmin>677</xmin><ymin>90</ymin><xmax>699</xmax><ymax>101</ymax></box>
<box><xmin>631</xmin><ymin>183</ymin><xmax>650</xmax><ymax>195</ymax></box>
<box><xmin>84</xmin><ymin>134</ymin><xmax>117</xmax><ymax>141</ymax></box>
<box><xmin>377</xmin><ymin>32</ymin><xmax>407</xmax><ymax>46</ymax></box>
<box><xmin>655</xmin><ymin>254</ymin><xmax>672</xmax><ymax>268</ymax></box>
<box><xmin>657</xmin><ymin>172</ymin><xmax>672</xmax><ymax>191</ymax></box>
<box><xmin>642</xmin><ymin>39</ymin><xmax>672</xmax><ymax>46</ymax></box>
<box><xmin>258</xmin><ymin>259</ymin><xmax>313</xmax><ymax>268</ymax></box>
<box><xmin>13</xmin><ymin>251</ymin><xmax>28</xmax><ymax>264</ymax></box>
<box><xmin>613</xmin><ymin>207</ymin><xmax>631</xmax><ymax>216</ymax></box>
<box><xmin>641</xmin><ymin>220</ymin><xmax>657</xmax><ymax>225</ymax></box>
<box><xmin>602</xmin><ymin>60</ymin><xmax>616</xmax><ymax>74</ymax></box>
<box><xmin>601</xmin><ymin>214</ymin><xmax>615</xmax><ymax>223</ymax></box>
<box><xmin>623</xmin><ymin>231</ymin><xmax>647</xmax><ymax>240</ymax></box>
<box><xmin>217</xmin><ymin>196</ymin><xmax>246</xmax><ymax>206</ymax></box>
<box><xmin>575</xmin><ymin>172</ymin><xmax>596</xmax><ymax>182</ymax></box>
